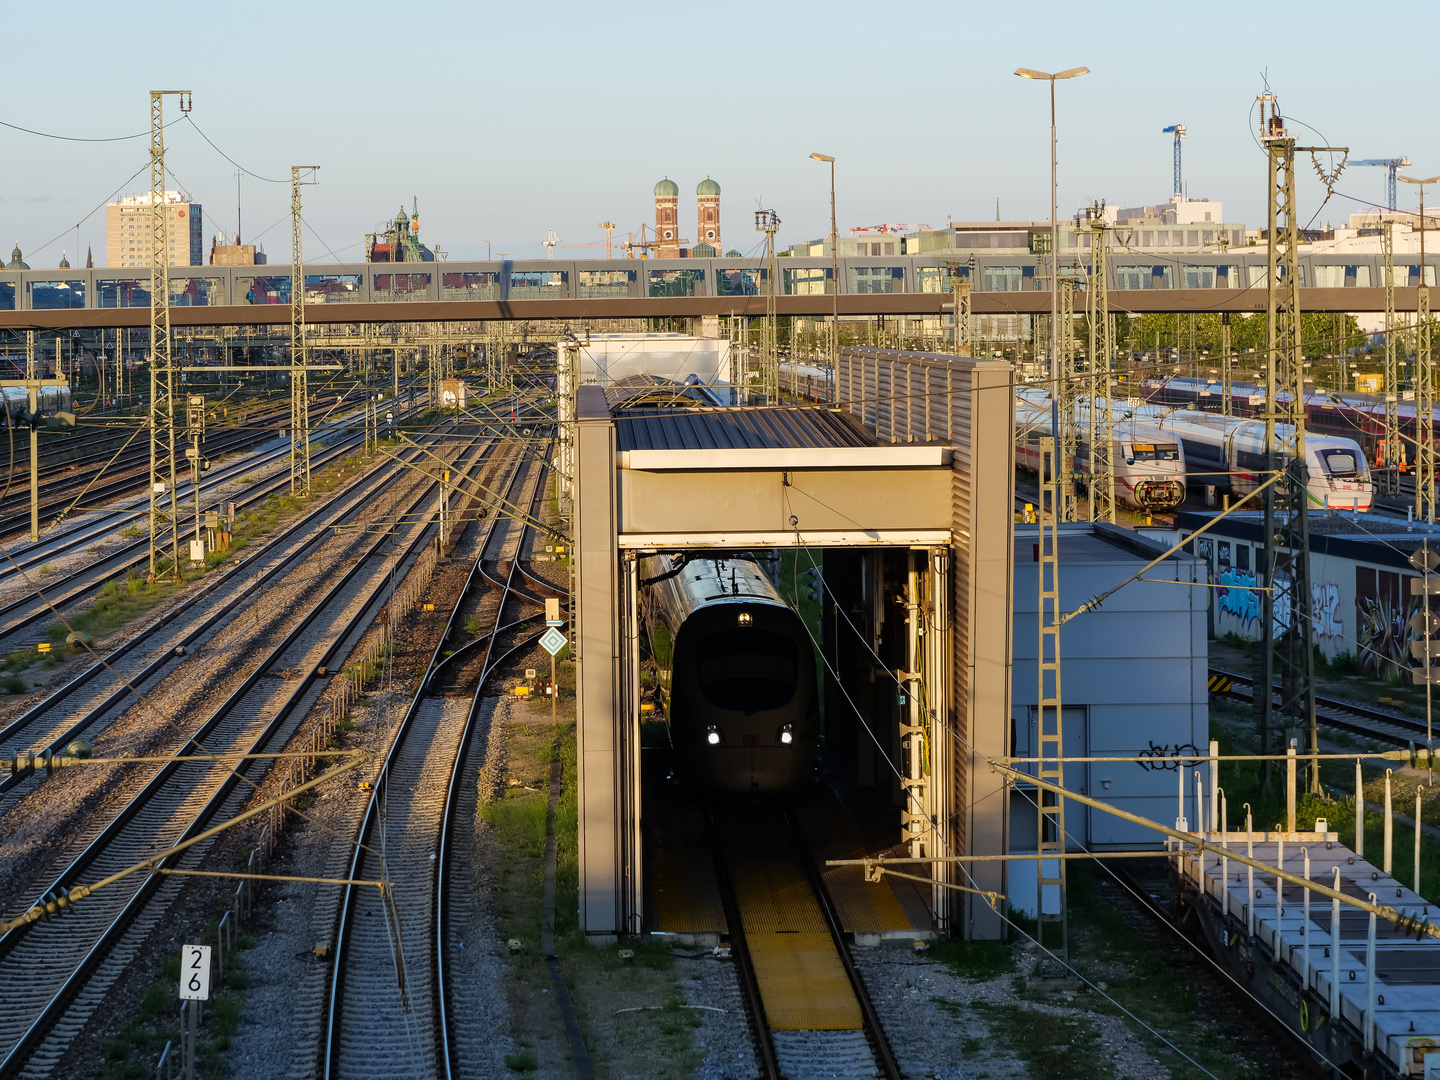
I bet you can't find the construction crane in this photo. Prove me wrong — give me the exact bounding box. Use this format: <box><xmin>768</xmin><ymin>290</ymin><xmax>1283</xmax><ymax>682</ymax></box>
<box><xmin>621</xmin><ymin>224</ymin><xmax>690</xmax><ymax>258</ymax></box>
<box><xmin>1353</xmin><ymin>158</ymin><xmax>1411</xmax><ymax>212</ymax></box>
<box><xmin>543</xmin><ymin>228</ymin><xmax>562</xmax><ymax>258</ymax></box>
<box><xmin>1162</xmin><ymin>124</ymin><xmax>1187</xmax><ymax>197</ymax></box>
<box><xmin>562</xmin><ymin>221</ymin><xmax>620</xmax><ymax>259</ymax></box>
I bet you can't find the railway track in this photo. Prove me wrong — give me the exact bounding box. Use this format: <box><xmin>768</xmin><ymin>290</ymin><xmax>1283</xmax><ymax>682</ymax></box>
<box><xmin>323</xmin><ymin>442</ymin><xmax>559</xmax><ymax>1078</ymax></box>
<box><xmin>0</xmin><ymin>391</ymin><xmax>360</xmax><ymax>542</ymax></box>
<box><xmin>707</xmin><ymin>805</ymin><xmax>901</xmax><ymax>1080</ymax></box>
<box><xmin>1212</xmin><ymin>666</ymin><xmax>1437</xmax><ymax>748</ymax></box>
<box><xmin>0</xmin><ymin>422</ymin><xmax>480</xmax><ymax>1078</ymax></box>
<box><xmin>0</xmin><ymin>429</ymin><xmax>472</xmax><ymax>806</ymax></box>
<box><xmin>0</xmin><ymin>388</ymin><xmax>440</xmax><ymax>653</ymax></box>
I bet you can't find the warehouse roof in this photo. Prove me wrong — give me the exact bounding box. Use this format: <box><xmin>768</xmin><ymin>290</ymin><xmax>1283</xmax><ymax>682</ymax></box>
<box><xmin>612</xmin><ymin>405</ymin><xmax>876</xmax><ymax>451</ymax></box>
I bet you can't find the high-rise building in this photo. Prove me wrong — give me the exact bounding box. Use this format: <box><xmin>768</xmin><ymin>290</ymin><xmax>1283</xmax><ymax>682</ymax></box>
<box><xmin>105</xmin><ymin>191</ymin><xmax>203</xmax><ymax>269</ymax></box>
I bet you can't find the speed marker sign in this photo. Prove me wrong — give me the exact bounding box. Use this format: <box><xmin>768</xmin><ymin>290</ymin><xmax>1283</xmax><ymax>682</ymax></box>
<box><xmin>179</xmin><ymin>944</ymin><xmax>211</xmax><ymax>1001</ymax></box>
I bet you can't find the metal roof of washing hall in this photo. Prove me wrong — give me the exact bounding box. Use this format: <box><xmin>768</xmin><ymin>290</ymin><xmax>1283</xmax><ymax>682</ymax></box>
<box><xmin>612</xmin><ymin>405</ymin><xmax>877</xmax><ymax>451</ymax></box>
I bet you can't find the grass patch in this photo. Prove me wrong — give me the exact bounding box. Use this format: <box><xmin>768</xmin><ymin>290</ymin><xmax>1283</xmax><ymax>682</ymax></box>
<box><xmin>928</xmin><ymin>938</ymin><xmax>1016</xmax><ymax>981</ymax></box>
<box><xmin>503</xmin><ymin>1048</ymin><xmax>538</xmax><ymax>1072</ymax></box>
<box><xmin>971</xmin><ymin>1001</ymin><xmax>1115</xmax><ymax>1080</ymax></box>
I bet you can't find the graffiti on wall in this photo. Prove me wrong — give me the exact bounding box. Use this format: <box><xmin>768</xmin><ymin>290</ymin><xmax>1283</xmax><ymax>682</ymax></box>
<box><xmin>1137</xmin><ymin>741</ymin><xmax>1202</xmax><ymax>771</ymax></box>
<box><xmin>1311</xmin><ymin>581</ymin><xmax>1345</xmax><ymax>642</ymax></box>
<box><xmin>1356</xmin><ymin>595</ymin><xmax>1415</xmax><ymax>681</ymax></box>
<box><xmin>1216</xmin><ymin>567</ymin><xmax>1260</xmax><ymax>630</ymax></box>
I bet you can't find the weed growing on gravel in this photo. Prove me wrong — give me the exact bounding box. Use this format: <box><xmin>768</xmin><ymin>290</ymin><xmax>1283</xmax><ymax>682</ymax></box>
<box><xmin>1</xmin><ymin>673</ymin><xmax>27</xmax><ymax>693</ymax></box>
<box><xmin>928</xmin><ymin>938</ymin><xmax>1016</xmax><ymax>981</ymax></box>
<box><xmin>119</xmin><ymin>525</ymin><xmax>142</xmax><ymax>540</ymax></box>
<box><xmin>970</xmin><ymin>1001</ymin><xmax>1114</xmax><ymax>1080</ymax></box>
<box><xmin>502</xmin><ymin>1048</ymin><xmax>538</xmax><ymax>1071</ymax></box>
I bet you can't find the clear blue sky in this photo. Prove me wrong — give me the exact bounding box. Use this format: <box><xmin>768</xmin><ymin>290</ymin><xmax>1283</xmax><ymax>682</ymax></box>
<box><xmin>3</xmin><ymin>0</ymin><xmax>1436</xmax><ymax>267</ymax></box>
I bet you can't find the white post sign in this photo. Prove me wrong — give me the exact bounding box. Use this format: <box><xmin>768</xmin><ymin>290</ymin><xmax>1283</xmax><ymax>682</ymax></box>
<box><xmin>179</xmin><ymin>944</ymin><xmax>211</xmax><ymax>1001</ymax></box>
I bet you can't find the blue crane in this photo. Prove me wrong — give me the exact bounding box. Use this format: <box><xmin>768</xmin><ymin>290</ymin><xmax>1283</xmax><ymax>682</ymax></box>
<box><xmin>1162</xmin><ymin>124</ymin><xmax>1186</xmax><ymax>198</ymax></box>
<box><xmin>1352</xmin><ymin>158</ymin><xmax>1411</xmax><ymax>212</ymax></box>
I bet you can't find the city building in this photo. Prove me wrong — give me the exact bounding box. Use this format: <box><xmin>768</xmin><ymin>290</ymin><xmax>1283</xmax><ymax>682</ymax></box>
<box><xmin>208</xmin><ymin>235</ymin><xmax>267</xmax><ymax>266</ymax></box>
<box><xmin>105</xmin><ymin>191</ymin><xmax>203</xmax><ymax>268</ymax></box>
<box><xmin>365</xmin><ymin>202</ymin><xmax>434</xmax><ymax>262</ymax></box>
<box><xmin>6</xmin><ymin>243</ymin><xmax>30</xmax><ymax>271</ymax></box>
<box><xmin>648</xmin><ymin>178</ymin><xmax>722</xmax><ymax>258</ymax></box>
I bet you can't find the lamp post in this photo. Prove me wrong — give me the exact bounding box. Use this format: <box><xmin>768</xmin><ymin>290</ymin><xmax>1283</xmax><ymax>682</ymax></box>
<box><xmin>484</xmin><ymin>240</ymin><xmax>491</xmax><ymax>261</ymax></box>
<box><xmin>810</xmin><ymin>153</ymin><xmax>839</xmax><ymax>383</ymax></box>
<box><xmin>1015</xmin><ymin>65</ymin><xmax>1089</xmax><ymax>437</ymax></box>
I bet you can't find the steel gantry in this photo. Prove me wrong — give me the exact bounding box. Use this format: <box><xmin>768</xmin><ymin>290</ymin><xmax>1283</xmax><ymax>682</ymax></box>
<box><xmin>1085</xmin><ymin>211</ymin><xmax>1116</xmax><ymax>523</ymax></box>
<box><xmin>1036</xmin><ymin>429</ymin><xmax>1069</xmax><ymax>957</ymax></box>
<box><xmin>290</xmin><ymin>166</ymin><xmax>320</xmax><ymax>496</ymax></box>
<box><xmin>947</xmin><ymin>263</ymin><xmax>973</xmax><ymax>357</ymax></box>
<box><xmin>1256</xmin><ymin>96</ymin><xmax>1342</xmax><ymax>794</ymax></box>
<box><xmin>147</xmin><ymin>90</ymin><xmax>191</xmax><ymax>580</ymax></box>
<box><xmin>755</xmin><ymin>209</ymin><xmax>781</xmax><ymax>405</ymax></box>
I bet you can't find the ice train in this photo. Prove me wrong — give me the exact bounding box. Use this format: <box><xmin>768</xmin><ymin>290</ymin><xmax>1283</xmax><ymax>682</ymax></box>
<box><xmin>1015</xmin><ymin>387</ymin><xmax>1187</xmax><ymax>512</ymax></box>
<box><xmin>639</xmin><ymin>553</ymin><xmax>818</xmax><ymax>797</ymax></box>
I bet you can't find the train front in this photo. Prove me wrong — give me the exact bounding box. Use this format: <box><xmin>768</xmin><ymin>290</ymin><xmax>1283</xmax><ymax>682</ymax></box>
<box><xmin>1117</xmin><ymin>432</ymin><xmax>1187</xmax><ymax>512</ymax></box>
<box><xmin>642</xmin><ymin>556</ymin><xmax>819</xmax><ymax>798</ymax></box>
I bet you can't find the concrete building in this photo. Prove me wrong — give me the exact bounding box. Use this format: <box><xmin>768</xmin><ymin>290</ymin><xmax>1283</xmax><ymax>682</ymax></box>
<box><xmin>1008</xmin><ymin>523</ymin><xmax>1207</xmax><ymax>918</ymax></box>
<box><xmin>105</xmin><ymin>191</ymin><xmax>203</xmax><ymax>269</ymax></box>
<box><xmin>208</xmin><ymin>235</ymin><xmax>267</xmax><ymax>266</ymax></box>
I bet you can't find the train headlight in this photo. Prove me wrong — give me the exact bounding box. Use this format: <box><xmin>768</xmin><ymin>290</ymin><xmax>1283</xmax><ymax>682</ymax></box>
<box><xmin>706</xmin><ymin>725</ymin><xmax>721</xmax><ymax>746</ymax></box>
<box><xmin>737</xmin><ymin>611</ymin><xmax>752</xmax><ymax>628</ymax></box>
<box><xmin>779</xmin><ymin>724</ymin><xmax>793</xmax><ymax>746</ymax></box>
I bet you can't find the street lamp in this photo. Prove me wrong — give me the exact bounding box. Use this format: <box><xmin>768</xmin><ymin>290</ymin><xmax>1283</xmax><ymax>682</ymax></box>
<box><xmin>484</xmin><ymin>239</ymin><xmax>491</xmax><ymax>260</ymax></box>
<box><xmin>810</xmin><ymin>153</ymin><xmax>839</xmax><ymax>376</ymax></box>
<box><xmin>1015</xmin><ymin>65</ymin><xmax>1089</xmax><ymax>437</ymax></box>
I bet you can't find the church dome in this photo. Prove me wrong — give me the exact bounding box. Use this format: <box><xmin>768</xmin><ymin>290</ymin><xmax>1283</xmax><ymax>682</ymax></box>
<box><xmin>654</xmin><ymin>178</ymin><xmax>679</xmax><ymax>197</ymax></box>
<box><xmin>5</xmin><ymin>242</ymin><xmax>29</xmax><ymax>272</ymax></box>
<box><xmin>696</xmin><ymin>177</ymin><xmax>721</xmax><ymax>197</ymax></box>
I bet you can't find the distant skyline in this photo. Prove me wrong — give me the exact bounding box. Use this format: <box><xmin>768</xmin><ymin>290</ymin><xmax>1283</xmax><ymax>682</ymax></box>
<box><xmin>2</xmin><ymin>0</ymin><xmax>1437</xmax><ymax>267</ymax></box>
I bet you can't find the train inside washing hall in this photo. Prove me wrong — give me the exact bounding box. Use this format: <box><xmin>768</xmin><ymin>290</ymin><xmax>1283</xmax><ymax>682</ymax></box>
<box><xmin>639</xmin><ymin>553</ymin><xmax>818</xmax><ymax>797</ymax></box>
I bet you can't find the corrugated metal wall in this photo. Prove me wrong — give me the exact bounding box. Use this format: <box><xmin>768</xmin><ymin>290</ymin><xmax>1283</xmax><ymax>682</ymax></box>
<box><xmin>836</xmin><ymin>346</ymin><xmax>1015</xmax><ymax>937</ymax></box>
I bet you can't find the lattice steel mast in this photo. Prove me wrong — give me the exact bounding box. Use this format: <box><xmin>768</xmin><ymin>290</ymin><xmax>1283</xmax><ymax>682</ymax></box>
<box><xmin>1220</xmin><ymin>314</ymin><xmax>1233</xmax><ymax>417</ymax></box>
<box><xmin>1383</xmin><ymin>221</ymin><xmax>1403</xmax><ymax>495</ymax></box>
<box><xmin>1400</xmin><ymin>174</ymin><xmax>1440</xmax><ymax>522</ymax></box>
<box><xmin>755</xmin><ymin>209</ymin><xmax>781</xmax><ymax>405</ymax></box>
<box><xmin>1084</xmin><ymin>207</ymin><xmax>1115</xmax><ymax>522</ymax></box>
<box><xmin>1257</xmin><ymin>96</ymin><xmax>1343</xmax><ymax>792</ymax></box>
<box><xmin>290</xmin><ymin>166</ymin><xmax>319</xmax><ymax>496</ymax></box>
<box><xmin>147</xmin><ymin>90</ymin><xmax>191</xmax><ymax>581</ymax></box>
<box><xmin>1053</xmin><ymin>276</ymin><xmax>1079</xmax><ymax>522</ymax></box>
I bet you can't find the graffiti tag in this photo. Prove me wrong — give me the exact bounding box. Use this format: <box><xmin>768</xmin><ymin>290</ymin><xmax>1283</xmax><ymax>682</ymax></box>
<box><xmin>1137</xmin><ymin>741</ymin><xmax>1203</xmax><ymax>771</ymax></box>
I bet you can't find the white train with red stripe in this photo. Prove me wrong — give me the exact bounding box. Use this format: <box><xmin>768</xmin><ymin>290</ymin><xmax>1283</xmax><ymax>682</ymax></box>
<box><xmin>1015</xmin><ymin>389</ymin><xmax>1187</xmax><ymax>512</ymax></box>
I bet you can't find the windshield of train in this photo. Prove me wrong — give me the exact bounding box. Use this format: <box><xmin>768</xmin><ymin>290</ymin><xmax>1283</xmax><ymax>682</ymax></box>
<box><xmin>697</xmin><ymin>630</ymin><xmax>798</xmax><ymax>713</ymax></box>
<box><xmin>1128</xmin><ymin>443</ymin><xmax>1180</xmax><ymax>461</ymax></box>
<box><xmin>1317</xmin><ymin>448</ymin><xmax>1362</xmax><ymax>477</ymax></box>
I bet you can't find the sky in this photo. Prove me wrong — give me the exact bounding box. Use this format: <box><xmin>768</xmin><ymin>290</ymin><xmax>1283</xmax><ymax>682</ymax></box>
<box><xmin>3</xmin><ymin>0</ymin><xmax>1438</xmax><ymax>268</ymax></box>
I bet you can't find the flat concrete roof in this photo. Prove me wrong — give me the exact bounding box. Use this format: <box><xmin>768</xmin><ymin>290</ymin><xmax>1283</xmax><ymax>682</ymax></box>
<box><xmin>613</xmin><ymin>405</ymin><xmax>875</xmax><ymax>451</ymax></box>
<box><xmin>1014</xmin><ymin>523</ymin><xmax>1192</xmax><ymax>564</ymax></box>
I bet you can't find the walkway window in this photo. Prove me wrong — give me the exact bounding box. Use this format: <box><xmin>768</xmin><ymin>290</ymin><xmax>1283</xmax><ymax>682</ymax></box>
<box><xmin>649</xmin><ymin>269</ymin><xmax>703</xmax><ymax>297</ymax></box>
<box><xmin>578</xmin><ymin>269</ymin><xmax>634</xmax><ymax>298</ymax></box>
<box><xmin>784</xmin><ymin>266</ymin><xmax>830</xmax><ymax>295</ymax></box>
<box><xmin>27</xmin><ymin>280</ymin><xmax>85</xmax><ymax>309</ymax></box>
<box><xmin>0</xmin><ymin>283</ymin><xmax>12</xmax><ymax>311</ymax></box>
<box><xmin>982</xmin><ymin>266</ymin><xmax>1024</xmax><ymax>292</ymax></box>
<box><xmin>509</xmin><ymin>270</ymin><xmax>567</xmax><ymax>298</ymax></box>
<box><xmin>302</xmin><ymin>273</ymin><xmax>361</xmax><ymax>304</ymax></box>
<box><xmin>441</xmin><ymin>272</ymin><xmax>498</xmax><ymax>300</ymax></box>
<box><xmin>1183</xmin><ymin>266</ymin><xmax>1216</xmax><ymax>289</ymax></box>
<box><xmin>99</xmin><ymin>279</ymin><xmax>154</xmax><ymax>307</ymax></box>
<box><xmin>848</xmin><ymin>266</ymin><xmax>904</xmax><ymax>294</ymax></box>
<box><xmin>373</xmin><ymin>273</ymin><xmax>431</xmax><ymax>301</ymax></box>
<box><xmin>719</xmin><ymin>268</ymin><xmax>762</xmax><ymax>296</ymax></box>
<box><xmin>170</xmin><ymin>278</ymin><xmax>222</xmax><ymax>306</ymax></box>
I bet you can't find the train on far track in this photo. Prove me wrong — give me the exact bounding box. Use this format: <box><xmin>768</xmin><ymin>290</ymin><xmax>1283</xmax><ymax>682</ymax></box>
<box><xmin>1015</xmin><ymin>387</ymin><xmax>1188</xmax><ymax>512</ymax></box>
<box><xmin>639</xmin><ymin>553</ymin><xmax>818</xmax><ymax>797</ymax></box>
